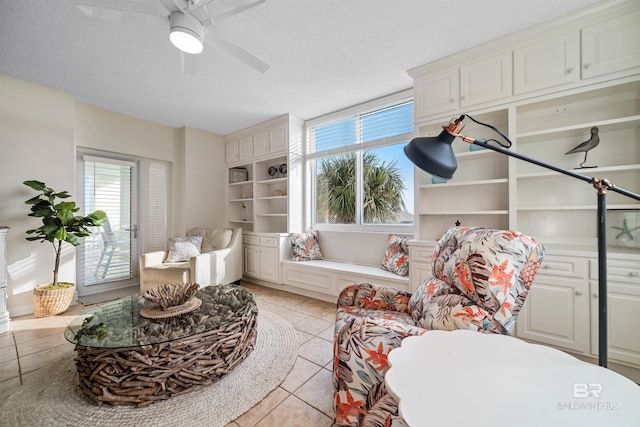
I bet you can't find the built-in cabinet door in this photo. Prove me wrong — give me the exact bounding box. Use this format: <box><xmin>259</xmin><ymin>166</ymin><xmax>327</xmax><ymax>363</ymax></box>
<box><xmin>244</xmin><ymin>244</ymin><xmax>260</xmax><ymax>278</ymax></box>
<box><xmin>516</xmin><ymin>276</ymin><xmax>590</xmax><ymax>354</ymax></box>
<box><xmin>590</xmin><ymin>280</ymin><xmax>640</xmax><ymax>366</ymax></box>
<box><xmin>513</xmin><ymin>31</ymin><xmax>580</xmax><ymax>95</ymax></box>
<box><xmin>226</xmin><ymin>140</ymin><xmax>239</xmax><ymax>164</ymax></box>
<box><xmin>460</xmin><ymin>51</ymin><xmax>512</xmax><ymax>108</ymax></box>
<box><xmin>269</xmin><ymin>124</ymin><xmax>288</xmax><ymax>155</ymax></box>
<box><xmin>589</xmin><ymin>258</ymin><xmax>640</xmax><ymax>367</ymax></box>
<box><xmin>408</xmin><ymin>241</ymin><xmax>435</xmax><ymax>293</ymax></box>
<box><xmin>581</xmin><ymin>9</ymin><xmax>640</xmax><ymax>80</ymax></box>
<box><xmin>253</xmin><ymin>130</ymin><xmax>270</xmax><ymax>158</ymax></box>
<box><xmin>414</xmin><ymin>68</ymin><xmax>458</xmax><ymax>119</ymax></box>
<box><xmin>260</xmin><ymin>246</ymin><xmax>280</xmax><ymax>283</ymax></box>
<box><xmin>239</xmin><ymin>136</ymin><xmax>254</xmax><ymax>161</ymax></box>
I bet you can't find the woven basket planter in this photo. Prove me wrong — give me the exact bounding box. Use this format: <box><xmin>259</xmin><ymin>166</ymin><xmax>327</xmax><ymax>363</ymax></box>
<box><xmin>32</xmin><ymin>283</ymin><xmax>75</xmax><ymax>318</ymax></box>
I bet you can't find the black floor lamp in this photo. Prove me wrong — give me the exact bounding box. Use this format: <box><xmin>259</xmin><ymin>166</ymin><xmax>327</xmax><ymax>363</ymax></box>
<box><xmin>404</xmin><ymin>114</ymin><xmax>640</xmax><ymax>368</ymax></box>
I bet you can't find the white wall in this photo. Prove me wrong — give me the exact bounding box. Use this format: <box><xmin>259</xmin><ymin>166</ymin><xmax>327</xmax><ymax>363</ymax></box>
<box><xmin>182</xmin><ymin>127</ymin><xmax>227</xmax><ymax>230</ymax></box>
<box><xmin>0</xmin><ymin>74</ymin><xmax>226</xmax><ymax>316</ymax></box>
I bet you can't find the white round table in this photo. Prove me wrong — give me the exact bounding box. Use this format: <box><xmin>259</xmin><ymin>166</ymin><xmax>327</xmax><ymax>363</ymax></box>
<box><xmin>385</xmin><ymin>330</ymin><xmax>640</xmax><ymax>427</ymax></box>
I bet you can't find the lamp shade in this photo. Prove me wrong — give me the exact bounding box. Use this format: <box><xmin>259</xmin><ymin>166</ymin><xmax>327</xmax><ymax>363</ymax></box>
<box><xmin>169</xmin><ymin>12</ymin><xmax>204</xmax><ymax>54</ymax></box>
<box><xmin>404</xmin><ymin>129</ymin><xmax>458</xmax><ymax>179</ymax></box>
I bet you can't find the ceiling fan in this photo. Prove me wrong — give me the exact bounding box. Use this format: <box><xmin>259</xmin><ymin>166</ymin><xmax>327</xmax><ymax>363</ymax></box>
<box><xmin>74</xmin><ymin>0</ymin><xmax>270</xmax><ymax>74</ymax></box>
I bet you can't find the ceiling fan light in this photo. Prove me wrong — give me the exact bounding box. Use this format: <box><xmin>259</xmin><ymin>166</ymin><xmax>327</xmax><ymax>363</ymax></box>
<box><xmin>169</xmin><ymin>11</ymin><xmax>204</xmax><ymax>54</ymax></box>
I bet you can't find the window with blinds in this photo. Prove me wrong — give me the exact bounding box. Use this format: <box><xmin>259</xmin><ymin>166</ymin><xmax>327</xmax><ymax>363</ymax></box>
<box><xmin>305</xmin><ymin>92</ymin><xmax>415</xmax><ymax>228</ymax></box>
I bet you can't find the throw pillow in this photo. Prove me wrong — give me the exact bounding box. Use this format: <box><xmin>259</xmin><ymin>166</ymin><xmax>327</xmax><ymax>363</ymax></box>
<box><xmin>289</xmin><ymin>230</ymin><xmax>324</xmax><ymax>261</ymax></box>
<box><xmin>164</xmin><ymin>235</ymin><xmax>203</xmax><ymax>263</ymax></box>
<box><xmin>381</xmin><ymin>234</ymin><xmax>410</xmax><ymax>276</ymax></box>
<box><xmin>200</xmin><ymin>228</ymin><xmax>233</xmax><ymax>252</ymax></box>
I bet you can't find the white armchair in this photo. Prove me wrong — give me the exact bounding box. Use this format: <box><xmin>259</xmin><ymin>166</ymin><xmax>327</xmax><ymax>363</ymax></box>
<box><xmin>139</xmin><ymin>228</ymin><xmax>242</xmax><ymax>292</ymax></box>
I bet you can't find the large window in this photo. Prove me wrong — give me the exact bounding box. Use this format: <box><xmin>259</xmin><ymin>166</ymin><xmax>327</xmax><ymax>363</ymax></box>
<box><xmin>306</xmin><ymin>93</ymin><xmax>414</xmax><ymax>228</ymax></box>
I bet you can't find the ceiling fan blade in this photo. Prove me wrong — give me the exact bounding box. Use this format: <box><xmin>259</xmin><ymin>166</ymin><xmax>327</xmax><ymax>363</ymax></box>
<box><xmin>209</xmin><ymin>34</ymin><xmax>270</xmax><ymax>73</ymax></box>
<box><xmin>201</xmin><ymin>0</ymin><xmax>265</xmax><ymax>26</ymax></box>
<box><xmin>74</xmin><ymin>2</ymin><xmax>166</xmax><ymax>25</ymax></box>
<box><xmin>157</xmin><ymin>0</ymin><xmax>184</xmax><ymax>14</ymax></box>
<box><xmin>181</xmin><ymin>51</ymin><xmax>198</xmax><ymax>75</ymax></box>
<box><xmin>75</xmin><ymin>3</ymin><xmax>125</xmax><ymax>20</ymax></box>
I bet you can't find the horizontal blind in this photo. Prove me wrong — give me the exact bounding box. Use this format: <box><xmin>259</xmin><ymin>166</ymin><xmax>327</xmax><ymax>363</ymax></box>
<box><xmin>146</xmin><ymin>162</ymin><xmax>168</xmax><ymax>252</ymax></box>
<box><xmin>307</xmin><ymin>97</ymin><xmax>414</xmax><ymax>158</ymax></box>
<box><xmin>79</xmin><ymin>157</ymin><xmax>134</xmax><ymax>286</ymax></box>
<box><xmin>361</xmin><ymin>102</ymin><xmax>414</xmax><ymax>143</ymax></box>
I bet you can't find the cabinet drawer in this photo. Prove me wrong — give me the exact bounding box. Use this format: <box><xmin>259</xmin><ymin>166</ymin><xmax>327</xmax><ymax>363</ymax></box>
<box><xmin>411</xmin><ymin>247</ymin><xmax>434</xmax><ymax>263</ymax></box>
<box><xmin>260</xmin><ymin>236</ymin><xmax>278</xmax><ymax>247</ymax></box>
<box><xmin>537</xmin><ymin>255</ymin><xmax>587</xmax><ymax>279</ymax></box>
<box><xmin>244</xmin><ymin>235</ymin><xmax>260</xmax><ymax>245</ymax></box>
<box><xmin>590</xmin><ymin>259</ymin><xmax>640</xmax><ymax>284</ymax></box>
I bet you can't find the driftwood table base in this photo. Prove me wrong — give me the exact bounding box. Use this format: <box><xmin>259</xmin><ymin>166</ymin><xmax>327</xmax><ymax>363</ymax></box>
<box><xmin>74</xmin><ymin>305</ymin><xmax>258</xmax><ymax>407</ymax></box>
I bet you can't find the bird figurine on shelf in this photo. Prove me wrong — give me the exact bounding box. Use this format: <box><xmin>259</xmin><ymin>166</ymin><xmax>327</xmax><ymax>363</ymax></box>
<box><xmin>565</xmin><ymin>127</ymin><xmax>599</xmax><ymax>169</ymax></box>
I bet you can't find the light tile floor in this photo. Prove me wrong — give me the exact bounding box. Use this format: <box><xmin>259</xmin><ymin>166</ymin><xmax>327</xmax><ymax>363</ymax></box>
<box><xmin>0</xmin><ymin>281</ymin><xmax>338</xmax><ymax>426</ymax></box>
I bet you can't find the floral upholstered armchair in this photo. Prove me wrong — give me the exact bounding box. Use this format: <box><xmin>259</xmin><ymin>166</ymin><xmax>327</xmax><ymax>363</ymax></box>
<box><xmin>333</xmin><ymin>226</ymin><xmax>545</xmax><ymax>426</ymax></box>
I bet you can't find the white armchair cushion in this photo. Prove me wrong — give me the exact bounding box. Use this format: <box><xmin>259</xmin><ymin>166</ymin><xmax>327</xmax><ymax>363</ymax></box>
<box><xmin>164</xmin><ymin>235</ymin><xmax>203</xmax><ymax>262</ymax></box>
<box><xmin>188</xmin><ymin>228</ymin><xmax>232</xmax><ymax>252</ymax></box>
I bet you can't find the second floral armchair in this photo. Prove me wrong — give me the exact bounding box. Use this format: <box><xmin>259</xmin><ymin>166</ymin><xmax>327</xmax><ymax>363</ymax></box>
<box><xmin>333</xmin><ymin>226</ymin><xmax>546</xmax><ymax>427</ymax></box>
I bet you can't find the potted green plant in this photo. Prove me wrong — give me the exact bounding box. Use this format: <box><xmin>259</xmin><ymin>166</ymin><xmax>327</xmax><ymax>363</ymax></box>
<box><xmin>24</xmin><ymin>180</ymin><xmax>106</xmax><ymax>317</ymax></box>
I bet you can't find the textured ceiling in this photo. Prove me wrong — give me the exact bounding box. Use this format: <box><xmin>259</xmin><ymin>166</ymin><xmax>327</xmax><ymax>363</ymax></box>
<box><xmin>0</xmin><ymin>0</ymin><xmax>603</xmax><ymax>135</ymax></box>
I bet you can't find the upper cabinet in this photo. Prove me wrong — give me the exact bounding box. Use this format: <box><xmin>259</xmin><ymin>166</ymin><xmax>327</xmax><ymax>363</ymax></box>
<box><xmin>413</xmin><ymin>68</ymin><xmax>459</xmax><ymax>119</ymax></box>
<box><xmin>460</xmin><ymin>51</ymin><xmax>512</xmax><ymax>108</ymax></box>
<box><xmin>413</xmin><ymin>52</ymin><xmax>512</xmax><ymax>121</ymax></box>
<box><xmin>513</xmin><ymin>31</ymin><xmax>580</xmax><ymax>95</ymax></box>
<box><xmin>225</xmin><ymin>136</ymin><xmax>254</xmax><ymax>163</ymax></box>
<box><xmin>227</xmin><ymin>119</ymin><xmax>291</xmax><ymax>166</ymax></box>
<box><xmin>581</xmin><ymin>10</ymin><xmax>640</xmax><ymax>80</ymax></box>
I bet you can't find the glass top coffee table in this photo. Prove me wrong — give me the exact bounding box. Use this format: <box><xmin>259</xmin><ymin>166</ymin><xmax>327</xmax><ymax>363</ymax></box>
<box><xmin>64</xmin><ymin>285</ymin><xmax>258</xmax><ymax>407</ymax></box>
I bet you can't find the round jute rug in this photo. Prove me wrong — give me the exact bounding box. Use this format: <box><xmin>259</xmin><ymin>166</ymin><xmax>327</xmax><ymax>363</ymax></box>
<box><xmin>0</xmin><ymin>310</ymin><xmax>298</xmax><ymax>427</ymax></box>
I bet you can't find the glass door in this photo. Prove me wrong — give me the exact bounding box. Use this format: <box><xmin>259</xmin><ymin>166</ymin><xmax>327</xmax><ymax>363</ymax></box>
<box><xmin>77</xmin><ymin>155</ymin><xmax>138</xmax><ymax>290</ymax></box>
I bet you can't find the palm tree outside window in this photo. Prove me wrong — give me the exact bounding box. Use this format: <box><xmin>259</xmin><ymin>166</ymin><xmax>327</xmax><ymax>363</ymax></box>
<box><xmin>307</xmin><ymin>94</ymin><xmax>414</xmax><ymax>227</ymax></box>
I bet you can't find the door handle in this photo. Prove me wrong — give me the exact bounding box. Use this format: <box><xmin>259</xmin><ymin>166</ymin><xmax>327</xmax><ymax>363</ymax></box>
<box><xmin>125</xmin><ymin>225</ymin><xmax>138</xmax><ymax>239</ymax></box>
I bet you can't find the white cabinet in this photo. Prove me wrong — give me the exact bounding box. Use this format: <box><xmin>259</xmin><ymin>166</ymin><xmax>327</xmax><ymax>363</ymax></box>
<box><xmin>269</xmin><ymin>124</ymin><xmax>288</xmax><ymax>155</ymax></box>
<box><xmin>459</xmin><ymin>52</ymin><xmax>512</xmax><ymax>108</ymax></box>
<box><xmin>581</xmin><ymin>10</ymin><xmax>640</xmax><ymax>80</ymax></box>
<box><xmin>516</xmin><ymin>255</ymin><xmax>590</xmax><ymax>354</ymax></box>
<box><xmin>513</xmin><ymin>31</ymin><xmax>580</xmax><ymax>95</ymax></box>
<box><xmin>253</xmin><ymin>130</ymin><xmax>270</xmax><ymax>158</ymax></box>
<box><xmin>259</xmin><ymin>236</ymin><xmax>281</xmax><ymax>283</ymax></box>
<box><xmin>238</xmin><ymin>136</ymin><xmax>254</xmax><ymax>161</ymax></box>
<box><xmin>226</xmin><ymin>140</ymin><xmax>239</xmax><ymax>164</ymax></box>
<box><xmin>590</xmin><ymin>258</ymin><xmax>640</xmax><ymax>366</ymax></box>
<box><xmin>412</xmin><ymin>53</ymin><xmax>512</xmax><ymax>121</ymax></box>
<box><xmin>244</xmin><ymin>236</ymin><xmax>260</xmax><ymax>278</ymax></box>
<box><xmin>242</xmin><ymin>233</ymin><xmax>286</xmax><ymax>283</ymax></box>
<box><xmin>413</xmin><ymin>68</ymin><xmax>458</xmax><ymax>119</ymax></box>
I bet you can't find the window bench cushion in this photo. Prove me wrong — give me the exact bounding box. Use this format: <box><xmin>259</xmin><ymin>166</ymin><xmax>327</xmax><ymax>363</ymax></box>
<box><xmin>281</xmin><ymin>259</ymin><xmax>410</xmax><ymax>298</ymax></box>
